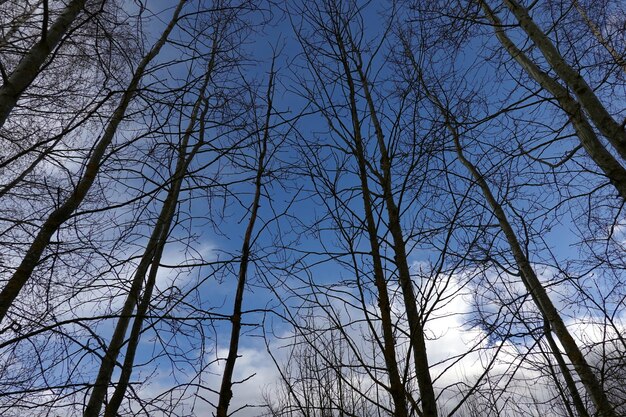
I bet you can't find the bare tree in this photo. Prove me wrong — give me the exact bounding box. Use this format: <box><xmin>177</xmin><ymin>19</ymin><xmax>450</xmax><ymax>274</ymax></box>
<box><xmin>408</xmin><ymin>60</ymin><xmax>616</xmax><ymax>416</ymax></box>
<box><xmin>0</xmin><ymin>0</ymin><xmax>187</xmax><ymax>326</ymax></box>
<box><xmin>571</xmin><ymin>0</ymin><xmax>626</xmax><ymax>74</ymax></box>
<box><xmin>0</xmin><ymin>0</ymin><xmax>90</xmax><ymax>127</ymax></box>
<box><xmin>82</xmin><ymin>39</ymin><xmax>214</xmax><ymax>417</ymax></box>
<box><xmin>0</xmin><ymin>1</ymin><xmax>623</xmax><ymax>416</ymax></box>
<box><xmin>215</xmin><ymin>56</ymin><xmax>277</xmax><ymax>417</ymax></box>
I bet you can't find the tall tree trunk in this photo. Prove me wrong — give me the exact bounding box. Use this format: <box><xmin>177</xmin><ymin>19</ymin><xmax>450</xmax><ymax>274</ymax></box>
<box><xmin>543</xmin><ymin>319</ymin><xmax>590</xmax><ymax>417</ymax></box>
<box><xmin>215</xmin><ymin>61</ymin><xmax>274</xmax><ymax>417</ymax></box>
<box><xmin>399</xmin><ymin>28</ymin><xmax>613</xmax><ymax>414</ymax></box>
<box><xmin>571</xmin><ymin>0</ymin><xmax>626</xmax><ymax>74</ymax></box>
<box><xmin>478</xmin><ymin>0</ymin><xmax>626</xmax><ymax>200</ymax></box>
<box><xmin>0</xmin><ymin>0</ymin><xmax>187</xmax><ymax>327</ymax></box>
<box><xmin>352</xmin><ymin>118</ymin><xmax>410</xmax><ymax>417</ymax></box>
<box><xmin>399</xmin><ymin>34</ymin><xmax>606</xmax><ymax>416</ymax></box>
<box><xmin>0</xmin><ymin>0</ymin><xmax>87</xmax><ymax>127</ymax></box>
<box><xmin>337</xmin><ymin>36</ymin><xmax>410</xmax><ymax>417</ymax></box>
<box><xmin>82</xmin><ymin>174</ymin><xmax>177</xmax><ymax>417</ymax></box>
<box><xmin>98</xmin><ymin>68</ymin><xmax>214</xmax><ymax>417</ymax></box>
<box><xmin>444</xmin><ymin>108</ymin><xmax>617</xmax><ymax>417</ymax></box>
<box><xmin>350</xmin><ymin>48</ymin><xmax>439</xmax><ymax>417</ymax></box>
<box><xmin>499</xmin><ymin>0</ymin><xmax>626</xmax><ymax>160</ymax></box>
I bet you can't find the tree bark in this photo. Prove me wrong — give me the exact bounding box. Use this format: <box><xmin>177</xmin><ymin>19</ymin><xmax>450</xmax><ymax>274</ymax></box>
<box><xmin>0</xmin><ymin>0</ymin><xmax>186</xmax><ymax>328</ymax></box>
<box><xmin>0</xmin><ymin>0</ymin><xmax>87</xmax><ymax>127</ymax></box>
<box><xmin>479</xmin><ymin>0</ymin><xmax>626</xmax><ymax>201</ymax></box>
<box><xmin>350</xmin><ymin>47</ymin><xmax>439</xmax><ymax>417</ymax></box>
<box><xmin>215</xmin><ymin>62</ymin><xmax>274</xmax><ymax>417</ymax></box>
<box><xmin>445</xmin><ymin>109</ymin><xmax>617</xmax><ymax>417</ymax></box>
<box><xmin>98</xmin><ymin>50</ymin><xmax>214</xmax><ymax>417</ymax></box>
<box><xmin>82</xmin><ymin>179</ymin><xmax>176</xmax><ymax>417</ymax></box>
<box><xmin>339</xmin><ymin>40</ymin><xmax>410</xmax><ymax>417</ymax></box>
<box><xmin>502</xmin><ymin>0</ymin><xmax>626</xmax><ymax>161</ymax></box>
<box><xmin>543</xmin><ymin>319</ymin><xmax>590</xmax><ymax>417</ymax></box>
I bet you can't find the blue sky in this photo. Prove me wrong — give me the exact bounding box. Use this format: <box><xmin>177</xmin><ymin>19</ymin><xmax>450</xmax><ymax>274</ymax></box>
<box><xmin>1</xmin><ymin>1</ymin><xmax>625</xmax><ymax>416</ymax></box>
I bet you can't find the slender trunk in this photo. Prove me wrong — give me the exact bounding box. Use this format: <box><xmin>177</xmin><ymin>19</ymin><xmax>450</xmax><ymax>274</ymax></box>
<box><xmin>0</xmin><ymin>0</ymin><xmax>87</xmax><ymax>127</ymax></box>
<box><xmin>83</xmin><ymin>173</ymin><xmax>179</xmax><ymax>417</ymax></box>
<box><xmin>0</xmin><ymin>0</ymin><xmax>44</xmax><ymax>49</ymax></box>
<box><xmin>99</xmin><ymin>66</ymin><xmax>213</xmax><ymax>417</ymax></box>
<box><xmin>446</xmin><ymin>113</ymin><xmax>616</xmax><ymax>417</ymax></box>
<box><xmin>0</xmin><ymin>0</ymin><xmax>186</xmax><ymax>327</ymax></box>
<box><xmin>400</xmin><ymin>31</ymin><xmax>612</xmax><ymax>414</ymax></box>
<box><xmin>100</xmin><ymin>170</ymin><xmax>190</xmax><ymax>417</ymax></box>
<box><xmin>215</xmin><ymin>68</ymin><xmax>273</xmax><ymax>417</ymax></box>
<box><xmin>351</xmin><ymin>50</ymin><xmax>438</xmax><ymax>417</ymax></box>
<box><xmin>571</xmin><ymin>0</ymin><xmax>626</xmax><ymax>74</ymax></box>
<box><xmin>354</xmin><ymin>125</ymin><xmax>410</xmax><ymax>417</ymax></box>
<box><xmin>337</xmin><ymin>35</ymin><xmax>409</xmax><ymax>417</ymax></box>
<box><xmin>479</xmin><ymin>0</ymin><xmax>626</xmax><ymax>200</ymax></box>
<box><xmin>99</xmin><ymin>219</ymin><xmax>167</xmax><ymax>417</ymax></box>
<box><xmin>502</xmin><ymin>0</ymin><xmax>626</xmax><ymax>160</ymax></box>
<box><xmin>543</xmin><ymin>320</ymin><xmax>590</xmax><ymax>417</ymax></box>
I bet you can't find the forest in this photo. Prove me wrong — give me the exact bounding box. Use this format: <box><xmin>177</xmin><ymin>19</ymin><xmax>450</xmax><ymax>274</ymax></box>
<box><xmin>0</xmin><ymin>0</ymin><xmax>624</xmax><ymax>416</ymax></box>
